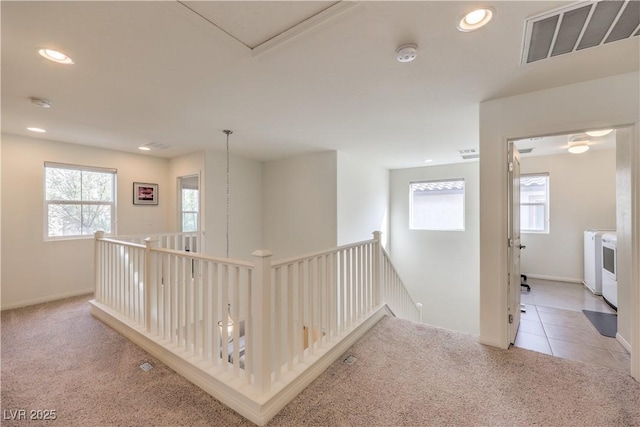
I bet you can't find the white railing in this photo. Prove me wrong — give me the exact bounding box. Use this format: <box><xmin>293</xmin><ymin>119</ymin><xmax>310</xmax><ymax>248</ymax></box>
<box><xmin>116</xmin><ymin>231</ymin><xmax>204</xmax><ymax>253</ymax></box>
<box><xmin>380</xmin><ymin>245</ymin><xmax>423</xmax><ymax>322</ymax></box>
<box><xmin>94</xmin><ymin>236</ymin><xmax>147</xmax><ymax>326</ymax></box>
<box><xmin>92</xmin><ymin>230</ymin><xmax>420</xmax><ymax>424</ymax></box>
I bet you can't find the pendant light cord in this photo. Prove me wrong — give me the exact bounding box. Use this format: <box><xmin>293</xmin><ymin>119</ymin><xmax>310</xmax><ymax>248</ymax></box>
<box><xmin>223</xmin><ymin>130</ymin><xmax>232</xmax><ymax>258</ymax></box>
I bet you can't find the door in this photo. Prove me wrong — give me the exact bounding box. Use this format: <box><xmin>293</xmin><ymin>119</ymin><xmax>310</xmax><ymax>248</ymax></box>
<box><xmin>507</xmin><ymin>142</ymin><xmax>522</xmax><ymax>344</ymax></box>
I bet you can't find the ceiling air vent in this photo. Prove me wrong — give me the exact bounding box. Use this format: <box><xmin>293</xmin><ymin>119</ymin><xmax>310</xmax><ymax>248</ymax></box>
<box><xmin>139</xmin><ymin>142</ymin><xmax>171</xmax><ymax>150</ymax></box>
<box><xmin>522</xmin><ymin>0</ymin><xmax>640</xmax><ymax>65</ymax></box>
<box><xmin>459</xmin><ymin>148</ymin><xmax>479</xmax><ymax>160</ymax></box>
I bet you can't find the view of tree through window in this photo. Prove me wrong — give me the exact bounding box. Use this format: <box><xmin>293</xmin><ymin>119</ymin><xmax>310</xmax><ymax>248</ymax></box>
<box><xmin>45</xmin><ymin>163</ymin><xmax>116</xmax><ymax>238</ymax></box>
<box><xmin>181</xmin><ymin>188</ymin><xmax>199</xmax><ymax>232</ymax></box>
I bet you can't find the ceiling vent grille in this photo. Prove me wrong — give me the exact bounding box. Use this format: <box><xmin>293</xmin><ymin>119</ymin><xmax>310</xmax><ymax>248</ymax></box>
<box><xmin>458</xmin><ymin>148</ymin><xmax>479</xmax><ymax>160</ymax></box>
<box><xmin>522</xmin><ymin>0</ymin><xmax>640</xmax><ymax>65</ymax></box>
<box><xmin>140</xmin><ymin>142</ymin><xmax>171</xmax><ymax>150</ymax></box>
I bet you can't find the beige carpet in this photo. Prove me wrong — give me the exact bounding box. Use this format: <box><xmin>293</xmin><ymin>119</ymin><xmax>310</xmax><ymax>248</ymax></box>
<box><xmin>1</xmin><ymin>295</ymin><xmax>639</xmax><ymax>426</ymax></box>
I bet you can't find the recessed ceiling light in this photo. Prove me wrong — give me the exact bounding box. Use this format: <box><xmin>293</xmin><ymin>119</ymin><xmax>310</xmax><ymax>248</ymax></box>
<box><xmin>38</xmin><ymin>48</ymin><xmax>74</xmax><ymax>64</ymax></box>
<box><xmin>457</xmin><ymin>8</ymin><xmax>494</xmax><ymax>32</ymax></box>
<box><xmin>27</xmin><ymin>127</ymin><xmax>46</xmax><ymax>133</ymax></box>
<box><xmin>423</xmin><ymin>159</ymin><xmax>433</xmax><ymax>163</ymax></box>
<box><xmin>585</xmin><ymin>129</ymin><xmax>613</xmax><ymax>137</ymax></box>
<box><xmin>138</xmin><ymin>146</ymin><xmax>151</xmax><ymax>151</ymax></box>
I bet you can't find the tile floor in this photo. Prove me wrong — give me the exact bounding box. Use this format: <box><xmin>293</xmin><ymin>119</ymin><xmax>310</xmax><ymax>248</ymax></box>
<box><xmin>514</xmin><ymin>278</ymin><xmax>631</xmax><ymax>374</ymax></box>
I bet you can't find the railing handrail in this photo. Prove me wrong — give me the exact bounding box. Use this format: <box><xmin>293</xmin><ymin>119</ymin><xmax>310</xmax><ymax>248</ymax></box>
<box><xmin>150</xmin><ymin>246</ymin><xmax>255</xmax><ymax>269</ymax></box>
<box><xmin>271</xmin><ymin>238</ymin><xmax>376</xmax><ymax>268</ymax></box>
<box><xmin>115</xmin><ymin>230</ymin><xmax>203</xmax><ymax>240</ymax></box>
<box><xmin>97</xmin><ymin>236</ymin><xmax>146</xmax><ymax>250</ymax></box>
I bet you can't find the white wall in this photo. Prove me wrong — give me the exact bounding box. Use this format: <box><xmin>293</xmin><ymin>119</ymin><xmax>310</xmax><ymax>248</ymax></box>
<box><xmin>263</xmin><ymin>151</ymin><xmax>337</xmax><ymax>259</ymax></box>
<box><xmin>204</xmin><ymin>149</ymin><xmax>262</xmax><ymax>261</ymax></box>
<box><xmin>337</xmin><ymin>152</ymin><xmax>389</xmax><ymax>247</ymax></box>
<box><xmin>479</xmin><ymin>71</ymin><xmax>639</xmax><ymax>384</ymax></box>
<box><xmin>616</xmin><ymin>128</ymin><xmax>633</xmax><ymax>348</ymax></box>
<box><xmin>1</xmin><ymin>134</ymin><xmax>172</xmax><ymax>309</ymax></box>
<box><xmin>390</xmin><ymin>162</ymin><xmax>479</xmax><ymax>335</ymax></box>
<box><xmin>520</xmin><ymin>149</ymin><xmax>616</xmax><ymax>282</ymax></box>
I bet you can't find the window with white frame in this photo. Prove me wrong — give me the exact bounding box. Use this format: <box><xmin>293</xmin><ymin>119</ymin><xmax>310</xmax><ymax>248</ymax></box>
<box><xmin>181</xmin><ymin>188</ymin><xmax>199</xmax><ymax>232</ymax></box>
<box><xmin>44</xmin><ymin>162</ymin><xmax>116</xmax><ymax>239</ymax></box>
<box><xmin>410</xmin><ymin>179</ymin><xmax>465</xmax><ymax>231</ymax></box>
<box><xmin>520</xmin><ymin>173</ymin><xmax>549</xmax><ymax>233</ymax></box>
<box><xmin>179</xmin><ymin>175</ymin><xmax>199</xmax><ymax>232</ymax></box>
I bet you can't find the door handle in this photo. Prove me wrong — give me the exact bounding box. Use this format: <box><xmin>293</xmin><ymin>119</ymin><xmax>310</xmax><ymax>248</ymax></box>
<box><xmin>519</xmin><ymin>245</ymin><xmax>526</xmax><ymax>250</ymax></box>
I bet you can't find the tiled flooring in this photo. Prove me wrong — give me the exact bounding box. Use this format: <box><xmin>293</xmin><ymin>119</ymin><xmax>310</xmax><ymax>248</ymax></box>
<box><xmin>514</xmin><ymin>278</ymin><xmax>631</xmax><ymax>374</ymax></box>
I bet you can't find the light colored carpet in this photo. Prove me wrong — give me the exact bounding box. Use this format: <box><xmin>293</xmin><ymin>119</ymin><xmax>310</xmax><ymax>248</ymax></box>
<box><xmin>1</xmin><ymin>295</ymin><xmax>639</xmax><ymax>426</ymax></box>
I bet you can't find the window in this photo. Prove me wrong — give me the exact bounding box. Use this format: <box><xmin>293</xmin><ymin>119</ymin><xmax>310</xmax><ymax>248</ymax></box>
<box><xmin>44</xmin><ymin>162</ymin><xmax>116</xmax><ymax>239</ymax></box>
<box><xmin>410</xmin><ymin>179</ymin><xmax>465</xmax><ymax>231</ymax></box>
<box><xmin>179</xmin><ymin>175</ymin><xmax>199</xmax><ymax>232</ymax></box>
<box><xmin>520</xmin><ymin>173</ymin><xmax>549</xmax><ymax>233</ymax></box>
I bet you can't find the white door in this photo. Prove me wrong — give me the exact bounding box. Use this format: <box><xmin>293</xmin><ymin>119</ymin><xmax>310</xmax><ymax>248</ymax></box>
<box><xmin>507</xmin><ymin>142</ymin><xmax>522</xmax><ymax>345</ymax></box>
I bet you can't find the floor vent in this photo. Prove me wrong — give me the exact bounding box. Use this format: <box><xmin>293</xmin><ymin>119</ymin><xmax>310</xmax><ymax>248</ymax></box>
<box><xmin>139</xmin><ymin>362</ymin><xmax>154</xmax><ymax>372</ymax></box>
<box><xmin>522</xmin><ymin>0</ymin><xmax>640</xmax><ymax>65</ymax></box>
<box><xmin>343</xmin><ymin>355</ymin><xmax>357</xmax><ymax>365</ymax></box>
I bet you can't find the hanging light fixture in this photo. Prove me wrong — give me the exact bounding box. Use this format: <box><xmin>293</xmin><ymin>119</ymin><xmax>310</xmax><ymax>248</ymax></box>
<box><xmin>221</xmin><ymin>130</ymin><xmax>235</xmax><ymax>342</ymax></box>
<box><xmin>218</xmin><ymin>303</ymin><xmax>234</xmax><ymax>341</ymax></box>
<box><xmin>223</xmin><ymin>130</ymin><xmax>232</xmax><ymax>258</ymax></box>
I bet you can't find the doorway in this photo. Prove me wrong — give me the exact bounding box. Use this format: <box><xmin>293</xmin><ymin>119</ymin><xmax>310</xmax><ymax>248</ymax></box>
<box><xmin>508</xmin><ymin>128</ymin><xmax>632</xmax><ymax>373</ymax></box>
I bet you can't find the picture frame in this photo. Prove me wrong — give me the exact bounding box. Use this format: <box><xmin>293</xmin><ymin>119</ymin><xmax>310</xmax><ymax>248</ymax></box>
<box><xmin>133</xmin><ymin>182</ymin><xmax>158</xmax><ymax>205</ymax></box>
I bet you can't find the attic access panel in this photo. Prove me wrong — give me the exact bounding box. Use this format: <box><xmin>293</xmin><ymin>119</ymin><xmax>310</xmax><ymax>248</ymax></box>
<box><xmin>178</xmin><ymin>1</ymin><xmax>356</xmax><ymax>55</ymax></box>
<box><xmin>522</xmin><ymin>0</ymin><xmax>640</xmax><ymax>64</ymax></box>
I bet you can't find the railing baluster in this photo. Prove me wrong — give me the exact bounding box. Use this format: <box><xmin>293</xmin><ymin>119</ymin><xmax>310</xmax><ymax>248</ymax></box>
<box><xmin>286</xmin><ymin>264</ymin><xmax>294</xmax><ymax>370</ymax></box>
<box><xmin>274</xmin><ymin>266</ymin><xmax>282</xmax><ymax>380</ymax></box>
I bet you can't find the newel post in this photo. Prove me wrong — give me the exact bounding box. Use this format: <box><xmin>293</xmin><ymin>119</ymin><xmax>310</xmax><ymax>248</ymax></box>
<box><xmin>144</xmin><ymin>237</ymin><xmax>160</xmax><ymax>333</ymax></box>
<box><xmin>372</xmin><ymin>231</ymin><xmax>382</xmax><ymax>306</ymax></box>
<box><xmin>94</xmin><ymin>230</ymin><xmax>105</xmax><ymax>303</ymax></box>
<box><xmin>252</xmin><ymin>249</ymin><xmax>273</xmax><ymax>395</ymax></box>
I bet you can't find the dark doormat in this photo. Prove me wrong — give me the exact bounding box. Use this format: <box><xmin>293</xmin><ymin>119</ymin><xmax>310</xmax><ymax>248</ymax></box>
<box><xmin>582</xmin><ymin>310</ymin><xmax>617</xmax><ymax>338</ymax></box>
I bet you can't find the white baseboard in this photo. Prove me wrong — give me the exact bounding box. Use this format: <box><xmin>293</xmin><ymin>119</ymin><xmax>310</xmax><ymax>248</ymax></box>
<box><xmin>1</xmin><ymin>288</ymin><xmax>94</xmax><ymax>311</ymax></box>
<box><xmin>616</xmin><ymin>332</ymin><xmax>632</xmax><ymax>353</ymax></box>
<box><xmin>522</xmin><ymin>274</ymin><xmax>583</xmax><ymax>284</ymax></box>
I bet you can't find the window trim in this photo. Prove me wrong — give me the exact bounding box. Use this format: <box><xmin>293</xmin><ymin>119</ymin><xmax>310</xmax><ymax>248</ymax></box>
<box><xmin>43</xmin><ymin>162</ymin><xmax>117</xmax><ymax>241</ymax></box>
<box><xmin>409</xmin><ymin>178</ymin><xmax>466</xmax><ymax>231</ymax></box>
<box><xmin>520</xmin><ymin>172</ymin><xmax>550</xmax><ymax>234</ymax></box>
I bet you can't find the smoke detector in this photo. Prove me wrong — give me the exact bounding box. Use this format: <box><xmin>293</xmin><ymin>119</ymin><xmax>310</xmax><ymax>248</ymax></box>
<box><xmin>396</xmin><ymin>44</ymin><xmax>418</xmax><ymax>62</ymax></box>
<box><xmin>30</xmin><ymin>97</ymin><xmax>52</xmax><ymax>108</ymax></box>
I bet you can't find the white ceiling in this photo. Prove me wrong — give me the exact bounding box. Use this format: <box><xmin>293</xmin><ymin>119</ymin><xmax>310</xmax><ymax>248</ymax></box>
<box><xmin>2</xmin><ymin>1</ymin><xmax>638</xmax><ymax>169</ymax></box>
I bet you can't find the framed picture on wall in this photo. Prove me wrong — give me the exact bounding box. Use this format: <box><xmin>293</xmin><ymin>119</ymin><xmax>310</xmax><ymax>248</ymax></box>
<box><xmin>133</xmin><ymin>182</ymin><xmax>158</xmax><ymax>205</ymax></box>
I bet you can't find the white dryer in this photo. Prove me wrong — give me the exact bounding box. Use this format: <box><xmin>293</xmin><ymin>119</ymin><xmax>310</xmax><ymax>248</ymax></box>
<box><xmin>601</xmin><ymin>233</ymin><xmax>617</xmax><ymax>310</ymax></box>
<box><xmin>583</xmin><ymin>230</ymin><xmax>614</xmax><ymax>295</ymax></box>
